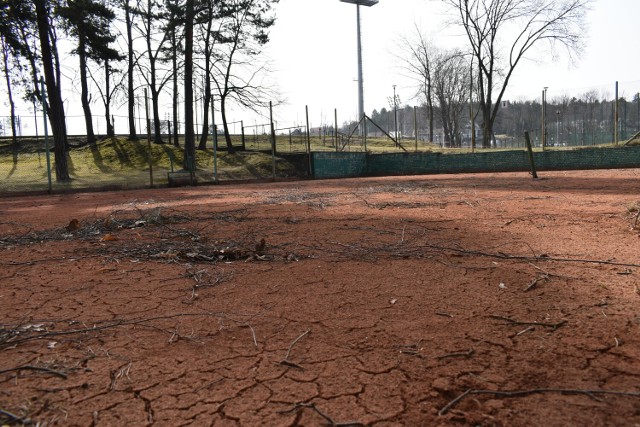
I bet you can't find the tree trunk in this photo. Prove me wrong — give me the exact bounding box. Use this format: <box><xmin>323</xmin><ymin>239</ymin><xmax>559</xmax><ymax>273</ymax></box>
<box><xmin>220</xmin><ymin>95</ymin><xmax>235</xmax><ymax>153</ymax></box>
<box><xmin>1</xmin><ymin>37</ymin><xmax>17</xmax><ymax>147</ymax></box>
<box><xmin>125</xmin><ymin>0</ymin><xmax>137</xmax><ymax>140</ymax></box>
<box><xmin>144</xmin><ymin>2</ymin><xmax>164</xmax><ymax>145</ymax></box>
<box><xmin>198</xmin><ymin>88</ymin><xmax>210</xmax><ymax>150</ymax></box>
<box><xmin>35</xmin><ymin>0</ymin><xmax>69</xmax><ymax>181</ymax></box>
<box><xmin>78</xmin><ymin>32</ymin><xmax>96</xmax><ymax>146</ymax></box>
<box><xmin>171</xmin><ymin>26</ymin><xmax>179</xmax><ymax>148</ymax></box>
<box><xmin>197</xmin><ymin>7</ymin><xmax>214</xmax><ymax>151</ymax></box>
<box><xmin>151</xmin><ymin>85</ymin><xmax>163</xmax><ymax>144</ymax></box>
<box><xmin>105</xmin><ymin>60</ymin><xmax>114</xmax><ymax>137</ymax></box>
<box><xmin>183</xmin><ymin>0</ymin><xmax>195</xmax><ymax>170</ymax></box>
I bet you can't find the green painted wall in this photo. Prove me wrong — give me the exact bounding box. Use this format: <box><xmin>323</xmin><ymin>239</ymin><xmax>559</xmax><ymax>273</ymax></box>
<box><xmin>311</xmin><ymin>146</ymin><xmax>640</xmax><ymax>179</ymax></box>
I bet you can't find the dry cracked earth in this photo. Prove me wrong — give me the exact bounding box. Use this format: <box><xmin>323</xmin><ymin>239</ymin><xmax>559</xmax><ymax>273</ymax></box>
<box><xmin>1</xmin><ymin>169</ymin><xmax>640</xmax><ymax>426</ymax></box>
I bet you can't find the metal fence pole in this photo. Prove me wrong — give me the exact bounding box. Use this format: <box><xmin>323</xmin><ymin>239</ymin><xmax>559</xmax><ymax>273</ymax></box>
<box><xmin>614</xmin><ymin>81</ymin><xmax>619</xmax><ymax>145</ymax></box>
<box><xmin>270</xmin><ymin>101</ymin><xmax>276</xmax><ymax>180</ymax></box>
<box><xmin>414</xmin><ymin>106</ymin><xmax>418</xmax><ymax>152</ymax></box>
<box><xmin>334</xmin><ymin>108</ymin><xmax>338</xmax><ymax>152</ymax></box>
<box><xmin>305</xmin><ymin>105</ymin><xmax>311</xmax><ymax>175</ymax></box>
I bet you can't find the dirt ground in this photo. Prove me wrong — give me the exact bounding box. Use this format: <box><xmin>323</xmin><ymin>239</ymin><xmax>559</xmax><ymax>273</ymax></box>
<box><xmin>1</xmin><ymin>169</ymin><xmax>640</xmax><ymax>426</ymax></box>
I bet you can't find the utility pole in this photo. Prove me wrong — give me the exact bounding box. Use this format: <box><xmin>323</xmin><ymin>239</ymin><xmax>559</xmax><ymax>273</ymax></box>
<box><xmin>542</xmin><ymin>87</ymin><xmax>548</xmax><ymax>149</ymax></box>
<box><xmin>556</xmin><ymin>110</ymin><xmax>560</xmax><ymax>146</ymax></box>
<box><xmin>393</xmin><ymin>84</ymin><xmax>398</xmax><ymax>146</ymax></box>
<box><xmin>614</xmin><ymin>81</ymin><xmax>619</xmax><ymax>145</ymax></box>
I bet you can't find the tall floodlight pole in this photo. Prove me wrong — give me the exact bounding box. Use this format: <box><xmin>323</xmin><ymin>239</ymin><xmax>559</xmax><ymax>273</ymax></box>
<box><xmin>340</xmin><ymin>0</ymin><xmax>378</xmax><ymax>136</ymax></box>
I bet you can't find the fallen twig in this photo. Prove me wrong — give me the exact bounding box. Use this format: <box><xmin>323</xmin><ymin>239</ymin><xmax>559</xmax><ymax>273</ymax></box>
<box><xmin>0</xmin><ymin>408</ymin><xmax>29</xmax><ymax>425</ymax></box>
<box><xmin>278</xmin><ymin>402</ymin><xmax>363</xmax><ymax>426</ymax></box>
<box><xmin>398</xmin><ymin>340</ymin><xmax>423</xmax><ymax>356</ymax></box>
<box><xmin>489</xmin><ymin>315</ymin><xmax>567</xmax><ymax>331</ymax></box>
<box><xmin>516</xmin><ymin>326</ymin><xmax>536</xmax><ymax>336</ymax></box>
<box><xmin>436</xmin><ymin>348</ymin><xmax>474</xmax><ymax>360</ymax></box>
<box><xmin>0</xmin><ymin>365</ymin><xmax>68</xmax><ymax>379</ymax></box>
<box><xmin>435</xmin><ymin>312</ymin><xmax>454</xmax><ymax>318</ymax></box>
<box><xmin>0</xmin><ymin>311</ymin><xmax>253</xmax><ymax>348</ymax></box>
<box><xmin>439</xmin><ymin>388</ymin><xmax>640</xmax><ymax>416</ymax></box>
<box><xmin>279</xmin><ymin>329</ymin><xmax>311</xmax><ymax>369</ymax></box>
<box><xmin>524</xmin><ymin>273</ymin><xmax>550</xmax><ymax>292</ymax></box>
<box><xmin>419</xmin><ymin>244</ymin><xmax>640</xmax><ymax>269</ymax></box>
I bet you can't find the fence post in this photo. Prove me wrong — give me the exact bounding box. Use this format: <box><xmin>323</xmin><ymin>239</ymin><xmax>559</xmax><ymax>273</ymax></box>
<box><xmin>144</xmin><ymin>88</ymin><xmax>153</xmax><ymax>187</ymax></box>
<box><xmin>614</xmin><ymin>81</ymin><xmax>619</xmax><ymax>145</ymax></box>
<box><xmin>40</xmin><ymin>78</ymin><xmax>52</xmax><ymax>193</ymax></box>
<box><xmin>305</xmin><ymin>105</ymin><xmax>312</xmax><ymax>176</ymax></box>
<box><xmin>270</xmin><ymin>101</ymin><xmax>276</xmax><ymax>180</ymax></box>
<box><xmin>363</xmin><ymin>116</ymin><xmax>367</xmax><ymax>152</ymax></box>
<box><xmin>414</xmin><ymin>106</ymin><xmax>418</xmax><ymax>152</ymax></box>
<box><xmin>524</xmin><ymin>131</ymin><xmax>538</xmax><ymax>179</ymax></box>
<box><xmin>334</xmin><ymin>108</ymin><xmax>339</xmax><ymax>152</ymax></box>
<box><xmin>241</xmin><ymin>120</ymin><xmax>246</xmax><ymax>150</ymax></box>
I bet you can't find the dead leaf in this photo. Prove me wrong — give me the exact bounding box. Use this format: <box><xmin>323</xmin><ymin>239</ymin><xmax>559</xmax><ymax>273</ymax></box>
<box><xmin>66</xmin><ymin>218</ymin><xmax>80</xmax><ymax>231</ymax></box>
<box><xmin>101</xmin><ymin>234</ymin><xmax>119</xmax><ymax>242</ymax></box>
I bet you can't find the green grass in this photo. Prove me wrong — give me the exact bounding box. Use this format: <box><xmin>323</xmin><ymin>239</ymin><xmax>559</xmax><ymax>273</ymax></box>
<box><xmin>0</xmin><ymin>136</ymin><xmax>300</xmax><ymax>193</ymax></box>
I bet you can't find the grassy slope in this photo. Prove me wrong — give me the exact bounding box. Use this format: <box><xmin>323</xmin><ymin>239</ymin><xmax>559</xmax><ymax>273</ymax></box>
<box><xmin>0</xmin><ymin>137</ymin><xmax>299</xmax><ymax>192</ymax></box>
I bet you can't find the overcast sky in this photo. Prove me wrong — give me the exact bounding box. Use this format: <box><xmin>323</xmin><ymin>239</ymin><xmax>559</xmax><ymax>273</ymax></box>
<box><xmin>2</xmin><ymin>0</ymin><xmax>639</xmax><ymax>135</ymax></box>
<box><xmin>265</xmin><ymin>0</ymin><xmax>640</xmax><ymax>128</ymax></box>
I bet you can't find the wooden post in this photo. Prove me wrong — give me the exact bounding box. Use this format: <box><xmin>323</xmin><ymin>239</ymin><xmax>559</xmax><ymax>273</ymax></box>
<box><xmin>524</xmin><ymin>131</ymin><xmax>538</xmax><ymax>179</ymax></box>
<box><xmin>241</xmin><ymin>120</ymin><xmax>246</xmax><ymax>150</ymax></box>
<box><xmin>270</xmin><ymin>101</ymin><xmax>276</xmax><ymax>180</ymax></box>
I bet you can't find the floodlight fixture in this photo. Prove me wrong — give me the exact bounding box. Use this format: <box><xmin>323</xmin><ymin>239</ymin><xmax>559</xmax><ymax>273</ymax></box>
<box><xmin>340</xmin><ymin>0</ymin><xmax>379</xmax><ymax>6</ymax></box>
<box><xmin>340</xmin><ymin>0</ymin><xmax>379</xmax><ymax>135</ymax></box>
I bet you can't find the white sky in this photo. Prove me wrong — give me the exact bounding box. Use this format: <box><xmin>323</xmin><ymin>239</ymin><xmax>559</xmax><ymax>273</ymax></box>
<box><xmin>265</xmin><ymin>0</ymin><xmax>640</xmax><ymax>128</ymax></box>
<box><xmin>2</xmin><ymin>0</ymin><xmax>639</xmax><ymax>135</ymax></box>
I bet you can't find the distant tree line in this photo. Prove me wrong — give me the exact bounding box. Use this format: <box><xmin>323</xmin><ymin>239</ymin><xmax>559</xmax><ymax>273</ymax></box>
<box><xmin>0</xmin><ymin>0</ymin><xmax>278</xmax><ymax>181</ymax></box>
<box><xmin>369</xmin><ymin>92</ymin><xmax>640</xmax><ymax>148</ymax></box>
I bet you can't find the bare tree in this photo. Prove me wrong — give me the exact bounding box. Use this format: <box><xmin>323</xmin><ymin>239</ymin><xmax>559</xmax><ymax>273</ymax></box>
<box><xmin>433</xmin><ymin>51</ymin><xmax>470</xmax><ymax>147</ymax></box>
<box><xmin>135</xmin><ymin>0</ymin><xmax>173</xmax><ymax>144</ymax></box>
<box><xmin>398</xmin><ymin>26</ymin><xmax>436</xmax><ymax>143</ymax></box>
<box><xmin>442</xmin><ymin>0</ymin><xmax>590</xmax><ymax>147</ymax></box>
<box><xmin>212</xmin><ymin>0</ymin><xmax>279</xmax><ymax>153</ymax></box>
<box><xmin>0</xmin><ymin>35</ymin><xmax>18</xmax><ymax>146</ymax></box>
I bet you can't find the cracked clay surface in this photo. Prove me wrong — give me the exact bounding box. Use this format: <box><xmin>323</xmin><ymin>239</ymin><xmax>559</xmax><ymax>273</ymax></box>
<box><xmin>1</xmin><ymin>169</ymin><xmax>640</xmax><ymax>426</ymax></box>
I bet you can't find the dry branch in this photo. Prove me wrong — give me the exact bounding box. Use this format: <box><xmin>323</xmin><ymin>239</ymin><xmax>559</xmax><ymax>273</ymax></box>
<box><xmin>0</xmin><ymin>408</ymin><xmax>29</xmax><ymax>425</ymax></box>
<box><xmin>278</xmin><ymin>402</ymin><xmax>363</xmax><ymax>426</ymax></box>
<box><xmin>0</xmin><ymin>312</ymin><xmax>253</xmax><ymax>349</ymax></box>
<box><xmin>279</xmin><ymin>329</ymin><xmax>311</xmax><ymax>369</ymax></box>
<box><xmin>436</xmin><ymin>348</ymin><xmax>475</xmax><ymax>360</ymax></box>
<box><xmin>0</xmin><ymin>365</ymin><xmax>68</xmax><ymax>379</ymax></box>
<box><xmin>439</xmin><ymin>388</ymin><xmax>640</xmax><ymax>416</ymax></box>
<box><xmin>489</xmin><ymin>315</ymin><xmax>567</xmax><ymax>331</ymax></box>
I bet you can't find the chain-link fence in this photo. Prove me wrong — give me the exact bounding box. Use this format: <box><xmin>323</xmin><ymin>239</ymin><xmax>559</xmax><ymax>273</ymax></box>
<box><xmin>2</xmin><ymin>80</ymin><xmax>639</xmax><ymax>194</ymax></box>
